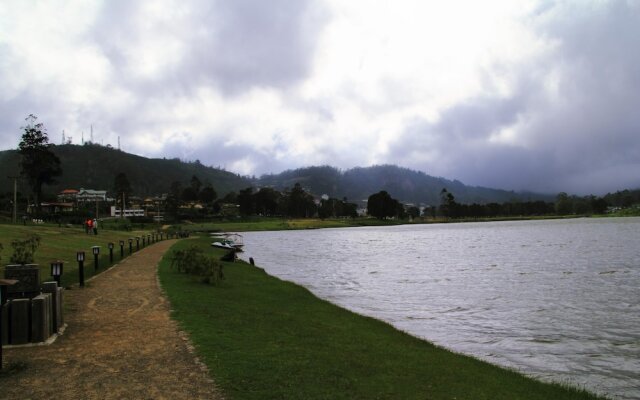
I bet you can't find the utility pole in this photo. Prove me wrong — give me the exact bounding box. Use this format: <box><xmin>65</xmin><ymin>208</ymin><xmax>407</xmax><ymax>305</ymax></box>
<box><xmin>7</xmin><ymin>176</ymin><xmax>19</xmax><ymax>224</ymax></box>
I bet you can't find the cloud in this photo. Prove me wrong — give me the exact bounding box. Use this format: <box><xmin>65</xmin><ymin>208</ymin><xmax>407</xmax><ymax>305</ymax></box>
<box><xmin>1</xmin><ymin>1</ymin><xmax>639</xmax><ymax>196</ymax></box>
<box><xmin>387</xmin><ymin>1</ymin><xmax>640</xmax><ymax>195</ymax></box>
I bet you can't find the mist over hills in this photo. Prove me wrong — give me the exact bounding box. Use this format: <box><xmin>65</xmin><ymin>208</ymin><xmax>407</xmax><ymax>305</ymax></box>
<box><xmin>0</xmin><ymin>144</ymin><xmax>553</xmax><ymax>205</ymax></box>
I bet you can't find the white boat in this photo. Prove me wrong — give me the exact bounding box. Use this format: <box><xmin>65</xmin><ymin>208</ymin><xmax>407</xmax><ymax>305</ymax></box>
<box><xmin>211</xmin><ymin>240</ymin><xmax>236</xmax><ymax>250</ymax></box>
<box><xmin>211</xmin><ymin>233</ymin><xmax>244</xmax><ymax>251</ymax></box>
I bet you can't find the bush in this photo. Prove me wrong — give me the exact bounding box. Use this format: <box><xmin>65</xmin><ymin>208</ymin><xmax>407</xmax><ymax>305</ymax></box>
<box><xmin>10</xmin><ymin>234</ymin><xmax>41</xmax><ymax>265</ymax></box>
<box><xmin>169</xmin><ymin>246</ymin><xmax>224</xmax><ymax>285</ymax></box>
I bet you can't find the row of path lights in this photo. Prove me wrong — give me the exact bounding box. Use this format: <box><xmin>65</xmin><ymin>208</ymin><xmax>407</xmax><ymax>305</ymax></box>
<box><xmin>77</xmin><ymin>251</ymin><xmax>85</xmax><ymax>287</ymax></box>
<box><xmin>50</xmin><ymin>260</ymin><xmax>64</xmax><ymax>286</ymax></box>
<box><xmin>63</xmin><ymin>232</ymin><xmax>170</xmax><ymax>289</ymax></box>
<box><xmin>92</xmin><ymin>246</ymin><xmax>100</xmax><ymax>271</ymax></box>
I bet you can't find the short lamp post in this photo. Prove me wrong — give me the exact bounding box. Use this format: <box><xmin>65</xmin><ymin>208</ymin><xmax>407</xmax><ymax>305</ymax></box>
<box><xmin>119</xmin><ymin>240</ymin><xmax>125</xmax><ymax>259</ymax></box>
<box><xmin>142</xmin><ymin>235</ymin><xmax>146</xmax><ymax>247</ymax></box>
<box><xmin>108</xmin><ymin>242</ymin><xmax>114</xmax><ymax>263</ymax></box>
<box><xmin>136</xmin><ymin>236</ymin><xmax>140</xmax><ymax>251</ymax></box>
<box><xmin>77</xmin><ymin>251</ymin><xmax>86</xmax><ymax>287</ymax></box>
<box><xmin>128</xmin><ymin>238</ymin><xmax>133</xmax><ymax>254</ymax></box>
<box><xmin>92</xmin><ymin>246</ymin><xmax>100</xmax><ymax>271</ymax></box>
<box><xmin>50</xmin><ymin>260</ymin><xmax>64</xmax><ymax>285</ymax></box>
<box><xmin>147</xmin><ymin>234</ymin><xmax>151</xmax><ymax>244</ymax></box>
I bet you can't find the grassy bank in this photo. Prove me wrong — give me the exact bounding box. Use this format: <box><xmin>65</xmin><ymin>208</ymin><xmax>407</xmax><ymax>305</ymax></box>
<box><xmin>0</xmin><ymin>222</ymin><xmax>163</xmax><ymax>287</ymax></box>
<box><xmin>173</xmin><ymin>215</ymin><xmax>587</xmax><ymax>233</ymax></box>
<box><xmin>159</xmin><ymin>237</ymin><xmax>604</xmax><ymax>400</ymax></box>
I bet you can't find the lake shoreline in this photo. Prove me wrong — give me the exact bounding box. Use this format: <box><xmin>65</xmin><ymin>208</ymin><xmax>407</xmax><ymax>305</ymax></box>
<box><xmin>159</xmin><ymin>236</ymin><xmax>608</xmax><ymax>399</ymax></box>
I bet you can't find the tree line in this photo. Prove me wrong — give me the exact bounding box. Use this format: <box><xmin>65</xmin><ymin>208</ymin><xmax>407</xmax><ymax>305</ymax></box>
<box><xmin>8</xmin><ymin>114</ymin><xmax>639</xmax><ymax>222</ymax></box>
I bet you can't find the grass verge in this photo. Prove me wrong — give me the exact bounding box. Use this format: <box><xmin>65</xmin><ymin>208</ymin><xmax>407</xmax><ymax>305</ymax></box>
<box><xmin>159</xmin><ymin>237</ymin><xmax>605</xmax><ymax>400</ymax></box>
<box><xmin>0</xmin><ymin>222</ymin><xmax>163</xmax><ymax>287</ymax></box>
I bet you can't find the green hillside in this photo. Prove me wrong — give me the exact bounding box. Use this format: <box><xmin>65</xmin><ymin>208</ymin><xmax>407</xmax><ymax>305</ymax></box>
<box><xmin>258</xmin><ymin>165</ymin><xmax>553</xmax><ymax>205</ymax></box>
<box><xmin>0</xmin><ymin>145</ymin><xmax>554</xmax><ymax>205</ymax></box>
<box><xmin>0</xmin><ymin>144</ymin><xmax>251</xmax><ymax>198</ymax></box>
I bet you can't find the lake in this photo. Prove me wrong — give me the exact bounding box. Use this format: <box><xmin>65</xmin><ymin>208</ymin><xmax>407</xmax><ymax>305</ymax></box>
<box><xmin>238</xmin><ymin>217</ymin><xmax>640</xmax><ymax>399</ymax></box>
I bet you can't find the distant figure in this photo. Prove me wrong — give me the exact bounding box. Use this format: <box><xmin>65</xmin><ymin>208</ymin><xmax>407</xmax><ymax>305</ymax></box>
<box><xmin>86</xmin><ymin>218</ymin><xmax>93</xmax><ymax>234</ymax></box>
<box><xmin>93</xmin><ymin>218</ymin><xmax>98</xmax><ymax>235</ymax></box>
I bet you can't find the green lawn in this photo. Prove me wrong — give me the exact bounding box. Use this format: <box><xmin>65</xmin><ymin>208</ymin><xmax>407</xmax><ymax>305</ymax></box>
<box><xmin>0</xmin><ymin>222</ymin><xmax>165</xmax><ymax>287</ymax></box>
<box><xmin>159</xmin><ymin>237</ymin><xmax>605</xmax><ymax>400</ymax></box>
<box><xmin>174</xmin><ymin>217</ymin><xmax>409</xmax><ymax>233</ymax></box>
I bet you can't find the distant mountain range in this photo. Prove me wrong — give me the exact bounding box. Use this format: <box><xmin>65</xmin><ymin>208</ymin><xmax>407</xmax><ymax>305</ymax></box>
<box><xmin>0</xmin><ymin>144</ymin><xmax>552</xmax><ymax>204</ymax></box>
<box><xmin>258</xmin><ymin>165</ymin><xmax>553</xmax><ymax>205</ymax></box>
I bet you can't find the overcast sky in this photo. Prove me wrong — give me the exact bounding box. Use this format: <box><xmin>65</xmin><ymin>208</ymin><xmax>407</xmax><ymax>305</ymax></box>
<box><xmin>1</xmin><ymin>0</ymin><xmax>639</xmax><ymax>195</ymax></box>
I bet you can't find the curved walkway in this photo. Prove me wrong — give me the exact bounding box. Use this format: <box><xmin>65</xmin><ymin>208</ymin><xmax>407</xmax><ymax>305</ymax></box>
<box><xmin>1</xmin><ymin>240</ymin><xmax>222</xmax><ymax>399</ymax></box>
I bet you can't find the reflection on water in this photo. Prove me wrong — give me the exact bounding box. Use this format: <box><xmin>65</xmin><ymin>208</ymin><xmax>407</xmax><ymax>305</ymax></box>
<box><xmin>239</xmin><ymin>217</ymin><xmax>640</xmax><ymax>399</ymax></box>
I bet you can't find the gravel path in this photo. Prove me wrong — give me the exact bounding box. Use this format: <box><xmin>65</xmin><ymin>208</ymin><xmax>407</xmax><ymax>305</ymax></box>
<box><xmin>1</xmin><ymin>240</ymin><xmax>223</xmax><ymax>399</ymax></box>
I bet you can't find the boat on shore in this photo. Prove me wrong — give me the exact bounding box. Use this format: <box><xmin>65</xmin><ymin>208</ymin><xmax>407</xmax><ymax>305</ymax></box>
<box><xmin>211</xmin><ymin>233</ymin><xmax>244</xmax><ymax>251</ymax></box>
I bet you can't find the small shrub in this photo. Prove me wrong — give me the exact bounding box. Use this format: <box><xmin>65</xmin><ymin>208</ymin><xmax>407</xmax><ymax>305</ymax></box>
<box><xmin>169</xmin><ymin>246</ymin><xmax>224</xmax><ymax>285</ymax></box>
<box><xmin>10</xmin><ymin>234</ymin><xmax>41</xmax><ymax>265</ymax></box>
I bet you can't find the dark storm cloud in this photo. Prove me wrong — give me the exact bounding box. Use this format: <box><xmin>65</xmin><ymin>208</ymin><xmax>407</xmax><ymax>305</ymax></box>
<box><xmin>391</xmin><ymin>1</ymin><xmax>640</xmax><ymax>195</ymax></box>
<box><xmin>90</xmin><ymin>0</ymin><xmax>328</xmax><ymax>95</ymax></box>
<box><xmin>190</xmin><ymin>0</ymin><xmax>327</xmax><ymax>95</ymax></box>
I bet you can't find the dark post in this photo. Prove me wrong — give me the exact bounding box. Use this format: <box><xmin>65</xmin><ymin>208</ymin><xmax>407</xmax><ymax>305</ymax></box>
<box><xmin>128</xmin><ymin>238</ymin><xmax>133</xmax><ymax>254</ymax></box>
<box><xmin>77</xmin><ymin>251</ymin><xmax>85</xmax><ymax>287</ymax></box>
<box><xmin>142</xmin><ymin>236</ymin><xmax>146</xmax><ymax>247</ymax></box>
<box><xmin>92</xmin><ymin>246</ymin><xmax>100</xmax><ymax>271</ymax></box>
<box><xmin>50</xmin><ymin>260</ymin><xmax>64</xmax><ymax>285</ymax></box>
<box><xmin>108</xmin><ymin>242</ymin><xmax>114</xmax><ymax>263</ymax></box>
<box><xmin>119</xmin><ymin>240</ymin><xmax>125</xmax><ymax>259</ymax></box>
<box><xmin>136</xmin><ymin>237</ymin><xmax>140</xmax><ymax>251</ymax></box>
<box><xmin>0</xmin><ymin>279</ymin><xmax>18</xmax><ymax>371</ymax></box>
<box><xmin>147</xmin><ymin>234</ymin><xmax>151</xmax><ymax>244</ymax></box>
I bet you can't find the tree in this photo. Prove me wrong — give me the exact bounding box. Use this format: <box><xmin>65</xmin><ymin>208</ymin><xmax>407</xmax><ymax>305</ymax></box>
<box><xmin>181</xmin><ymin>187</ymin><xmax>198</xmax><ymax>202</ymax></box>
<box><xmin>287</xmin><ymin>183</ymin><xmax>317</xmax><ymax>218</ymax></box>
<box><xmin>555</xmin><ymin>192</ymin><xmax>573</xmax><ymax>215</ymax></box>
<box><xmin>407</xmin><ymin>206</ymin><xmax>420</xmax><ymax>219</ymax></box>
<box><xmin>165</xmin><ymin>181</ymin><xmax>183</xmax><ymax>219</ymax></box>
<box><xmin>254</xmin><ymin>187</ymin><xmax>281</xmax><ymax>216</ymax></box>
<box><xmin>113</xmin><ymin>172</ymin><xmax>132</xmax><ymax>217</ymax></box>
<box><xmin>590</xmin><ymin>196</ymin><xmax>608</xmax><ymax>214</ymax></box>
<box><xmin>367</xmin><ymin>190</ymin><xmax>400</xmax><ymax>219</ymax></box>
<box><xmin>237</xmin><ymin>187</ymin><xmax>255</xmax><ymax>216</ymax></box>
<box><xmin>439</xmin><ymin>188</ymin><xmax>457</xmax><ymax>218</ymax></box>
<box><xmin>18</xmin><ymin>114</ymin><xmax>62</xmax><ymax>213</ymax></box>
<box><xmin>199</xmin><ymin>184</ymin><xmax>217</xmax><ymax>205</ymax></box>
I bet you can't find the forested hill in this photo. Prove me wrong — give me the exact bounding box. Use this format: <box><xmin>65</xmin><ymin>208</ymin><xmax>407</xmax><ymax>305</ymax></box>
<box><xmin>258</xmin><ymin>165</ymin><xmax>553</xmax><ymax>205</ymax></box>
<box><xmin>0</xmin><ymin>144</ymin><xmax>251</xmax><ymax>197</ymax></box>
<box><xmin>0</xmin><ymin>144</ymin><xmax>552</xmax><ymax>204</ymax></box>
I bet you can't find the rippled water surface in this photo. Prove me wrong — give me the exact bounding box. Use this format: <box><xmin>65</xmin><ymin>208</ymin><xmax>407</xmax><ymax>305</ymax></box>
<box><xmin>239</xmin><ymin>218</ymin><xmax>640</xmax><ymax>399</ymax></box>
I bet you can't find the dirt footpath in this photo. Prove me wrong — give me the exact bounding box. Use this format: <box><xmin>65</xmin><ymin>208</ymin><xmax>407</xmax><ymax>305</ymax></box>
<box><xmin>1</xmin><ymin>240</ymin><xmax>223</xmax><ymax>400</ymax></box>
